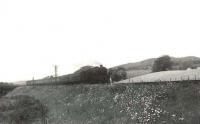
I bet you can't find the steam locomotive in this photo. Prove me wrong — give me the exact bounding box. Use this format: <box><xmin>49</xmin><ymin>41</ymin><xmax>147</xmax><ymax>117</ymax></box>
<box><xmin>26</xmin><ymin>65</ymin><xmax>110</xmax><ymax>85</ymax></box>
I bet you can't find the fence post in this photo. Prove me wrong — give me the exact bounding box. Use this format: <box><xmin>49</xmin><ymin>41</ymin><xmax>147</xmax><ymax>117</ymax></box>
<box><xmin>188</xmin><ymin>76</ymin><xmax>189</xmax><ymax>81</ymax></box>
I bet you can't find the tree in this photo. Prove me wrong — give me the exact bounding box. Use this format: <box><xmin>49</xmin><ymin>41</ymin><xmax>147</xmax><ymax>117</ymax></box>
<box><xmin>109</xmin><ymin>67</ymin><xmax>127</xmax><ymax>82</ymax></box>
<box><xmin>152</xmin><ymin>55</ymin><xmax>172</xmax><ymax>72</ymax></box>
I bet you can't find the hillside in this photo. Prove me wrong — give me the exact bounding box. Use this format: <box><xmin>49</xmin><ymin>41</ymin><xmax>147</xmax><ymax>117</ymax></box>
<box><xmin>1</xmin><ymin>82</ymin><xmax>200</xmax><ymax>123</ymax></box>
<box><xmin>118</xmin><ymin>69</ymin><xmax>200</xmax><ymax>83</ymax></box>
<box><xmin>115</xmin><ymin>56</ymin><xmax>200</xmax><ymax>70</ymax></box>
<box><xmin>114</xmin><ymin>56</ymin><xmax>200</xmax><ymax>78</ymax></box>
<box><xmin>114</xmin><ymin>58</ymin><xmax>155</xmax><ymax>71</ymax></box>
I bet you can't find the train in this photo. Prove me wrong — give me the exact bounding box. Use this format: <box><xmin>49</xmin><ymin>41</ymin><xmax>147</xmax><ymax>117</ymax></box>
<box><xmin>26</xmin><ymin>65</ymin><xmax>110</xmax><ymax>85</ymax></box>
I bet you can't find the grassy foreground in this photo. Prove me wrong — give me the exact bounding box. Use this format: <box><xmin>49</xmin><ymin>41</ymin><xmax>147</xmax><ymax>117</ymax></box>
<box><xmin>2</xmin><ymin>82</ymin><xmax>200</xmax><ymax>124</ymax></box>
<box><xmin>0</xmin><ymin>95</ymin><xmax>48</xmax><ymax>124</ymax></box>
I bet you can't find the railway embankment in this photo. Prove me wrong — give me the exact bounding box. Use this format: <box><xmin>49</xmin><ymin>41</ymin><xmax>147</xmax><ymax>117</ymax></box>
<box><xmin>1</xmin><ymin>81</ymin><xmax>200</xmax><ymax>123</ymax></box>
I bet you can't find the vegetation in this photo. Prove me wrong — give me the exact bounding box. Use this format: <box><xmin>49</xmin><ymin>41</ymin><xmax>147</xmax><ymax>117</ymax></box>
<box><xmin>109</xmin><ymin>67</ymin><xmax>127</xmax><ymax>82</ymax></box>
<box><xmin>119</xmin><ymin>68</ymin><xmax>200</xmax><ymax>83</ymax></box>
<box><xmin>179</xmin><ymin>60</ymin><xmax>198</xmax><ymax>70</ymax></box>
<box><xmin>152</xmin><ymin>55</ymin><xmax>172</xmax><ymax>72</ymax></box>
<box><xmin>0</xmin><ymin>82</ymin><xmax>17</xmax><ymax>98</ymax></box>
<box><xmin>0</xmin><ymin>95</ymin><xmax>48</xmax><ymax>124</ymax></box>
<box><xmin>114</xmin><ymin>56</ymin><xmax>200</xmax><ymax>79</ymax></box>
<box><xmin>5</xmin><ymin>82</ymin><xmax>200</xmax><ymax>124</ymax></box>
<box><xmin>126</xmin><ymin>69</ymin><xmax>151</xmax><ymax>78</ymax></box>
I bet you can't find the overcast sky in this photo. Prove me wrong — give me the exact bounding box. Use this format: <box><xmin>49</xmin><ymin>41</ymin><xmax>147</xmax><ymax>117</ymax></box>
<box><xmin>0</xmin><ymin>0</ymin><xmax>200</xmax><ymax>82</ymax></box>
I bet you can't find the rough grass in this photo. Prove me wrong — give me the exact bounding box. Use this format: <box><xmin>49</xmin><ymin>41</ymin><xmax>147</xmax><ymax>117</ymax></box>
<box><xmin>0</xmin><ymin>83</ymin><xmax>17</xmax><ymax>98</ymax></box>
<box><xmin>119</xmin><ymin>69</ymin><xmax>200</xmax><ymax>83</ymax></box>
<box><xmin>0</xmin><ymin>95</ymin><xmax>48</xmax><ymax>124</ymax></box>
<box><xmin>3</xmin><ymin>82</ymin><xmax>200</xmax><ymax>124</ymax></box>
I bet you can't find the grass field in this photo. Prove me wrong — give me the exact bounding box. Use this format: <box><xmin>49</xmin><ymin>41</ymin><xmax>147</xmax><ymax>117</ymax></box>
<box><xmin>126</xmin><ymin>69</ymin><xmax>151</xmax><ymax>78</ymax></box>
<box><xmin>118</xmin><ymin>69</ymin><xmax>200</xmax><ymax>83</ymax></box>
<box><xmin>2</xmin><ymin>82</ymin><xmax>200</xmax><ymax>124</ymax></box>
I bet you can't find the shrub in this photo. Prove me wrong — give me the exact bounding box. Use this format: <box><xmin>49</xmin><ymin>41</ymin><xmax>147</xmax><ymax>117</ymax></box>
<box><xmin>109</xmin><ymin>67</ymin><xmax>127</xmax><ymax>82</ymax></box>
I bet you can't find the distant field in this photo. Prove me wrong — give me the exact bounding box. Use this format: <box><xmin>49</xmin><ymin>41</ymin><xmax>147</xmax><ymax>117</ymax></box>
<box><xmin>126</xmin><ymin>69</ymin><xmax>151</xmax><ymax>78</ymax></box>
<box><xmin>118</xmin><ymin>69</ymin><xmax>200</xmax><ymax>83</ymax></box>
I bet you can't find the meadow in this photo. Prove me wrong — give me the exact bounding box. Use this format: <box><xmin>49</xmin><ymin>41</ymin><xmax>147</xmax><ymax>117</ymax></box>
<box><xmin>119</xmin><ymin>69</ymin><xmax>200</xmax><ymax>83</ymax></box>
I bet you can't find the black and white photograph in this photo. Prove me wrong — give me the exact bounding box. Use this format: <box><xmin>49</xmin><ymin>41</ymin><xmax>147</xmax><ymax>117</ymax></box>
<box><xmin>0</xmin><ymin>0</ymin><xmax>200</xmax><ymax>123</ymax></box>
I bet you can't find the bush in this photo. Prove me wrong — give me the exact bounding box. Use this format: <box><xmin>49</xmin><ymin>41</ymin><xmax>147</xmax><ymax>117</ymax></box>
<box><xmin>109</xmin><ymin>67</ymin><xmax>127</xmax><ymax>82</ymax></box>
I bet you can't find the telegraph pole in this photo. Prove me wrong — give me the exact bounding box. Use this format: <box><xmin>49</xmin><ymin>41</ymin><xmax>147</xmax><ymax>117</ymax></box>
<box><xmin>54</xmin><ymin>65</ymin><xmax>58</xmax><ymax>83</ymax></box>
<box><xmin>54</xmin><ymin>65</ymin><xmax>58</xmax><ymax>78</ymax></box>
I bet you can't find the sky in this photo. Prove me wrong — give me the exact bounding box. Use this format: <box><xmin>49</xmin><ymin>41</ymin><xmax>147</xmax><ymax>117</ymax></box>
<box><xmin>0</xmin><ymin>0</ymin><xmax>200</xmax><ymax>82</ymax></box>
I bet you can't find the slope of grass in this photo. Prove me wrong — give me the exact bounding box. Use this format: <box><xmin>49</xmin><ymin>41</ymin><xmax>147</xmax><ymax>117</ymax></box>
<box><xmin>119</xmin><ymin>69</ymin><xmax>200</xmax><ymax>83</ymax></box>
<box><xmin>126</xmin><ymin>69</ymin><xmax>151</xmax><ymax>78</ymax></box>
<box><xmin>113</xmin><ymin>56</ymin><xmax>200</xmax><ymax>79</ymax></box>
<box><xmin>2</xmin><ymin>82</ymin><xmax>200</xmax><ymax>124</ymax></box>
<box><xmin>0</xmin><ymin>95</ymin><xmax>48</xmax><ymax>124</ymax></box>
<box><xmin>114</xmin><ymin>56</ymin><xmax>200</xmax><ymax>71</ymax></box>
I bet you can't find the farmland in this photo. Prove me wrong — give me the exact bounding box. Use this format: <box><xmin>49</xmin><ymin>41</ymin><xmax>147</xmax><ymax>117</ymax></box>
<box><xmin>126</xmin><ymin>69</ymin><xmax>151</xmax><ymax>78</ymax></box>
<box><xmin>118</xmin><ymin>69</ymin><xmax>200</xmax><ymax>83</ymax></box>
<box><xmin>114</xmin><ymin>56</ymin><xmax>200</xmax><ymax>79</ymax></box>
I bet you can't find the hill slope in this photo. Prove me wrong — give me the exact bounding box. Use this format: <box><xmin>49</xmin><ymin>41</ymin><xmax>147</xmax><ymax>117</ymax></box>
<box><xmin>118</xmin><ymin>69</ymin><xmax>200</xmax><ymax>83</ymax></box>
<box><xmin>2</xmin><ymin>82</ymin><xmax>200</xmax><ymax>124</ymax></box>
<box><xmin>115</xmin><ymin>56</ymin><xmax>200</xmax><ymax>71</ymax></box>
<box><xmin>114</xmin><ymin>56</ymin><xmax>200</xmax><ymax>78</ymax></box>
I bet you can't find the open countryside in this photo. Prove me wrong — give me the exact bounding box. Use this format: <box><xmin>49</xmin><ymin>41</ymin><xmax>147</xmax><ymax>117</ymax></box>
<box><xmin>1</xmin><ymin>56</ymin><xmax>200</xmax><ymax>123</ymax></box>
<box><xmin>118</xmin><ymin>69</ymin><xmax>200</xmax><ymax>83</ymax></box>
